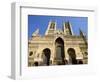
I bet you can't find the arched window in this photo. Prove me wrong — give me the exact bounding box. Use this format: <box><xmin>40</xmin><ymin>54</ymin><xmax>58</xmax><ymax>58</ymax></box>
<box><xmin>85</xmin><ymin>52</ymin><xmax>88</xmax><ymax>55</ymax></box>
<box><xmin>29</xmin><ymin>51</ymin><xmax>33</xmax><ymax>56</ymax></box>
<box><xmin>50</xmin><ymin>22</ymin><xmax>55</xmax><ymax>29</ymax></box>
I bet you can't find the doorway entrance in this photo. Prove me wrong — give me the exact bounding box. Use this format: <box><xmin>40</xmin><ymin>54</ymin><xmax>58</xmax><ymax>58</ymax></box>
<box><xmin>55</xmin><ymin>37</ymin><xmax>65</xmax><ymax>65</ymax></box>
<box><xmin>67</xmin><ymin>48</ymin><xmax>77</xmax><ymax>64</ymax></box>
<box><xmin>43</xmin><ymin>48</ymin><xmax>51</xmax><ymax>65</ymax></box>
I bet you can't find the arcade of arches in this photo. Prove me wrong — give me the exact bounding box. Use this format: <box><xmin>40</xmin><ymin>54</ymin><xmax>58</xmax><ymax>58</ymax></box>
<box><xmin>30</xmin><ymin>37</ymin><xmax>84</xmax><ymax>66</ymax></box>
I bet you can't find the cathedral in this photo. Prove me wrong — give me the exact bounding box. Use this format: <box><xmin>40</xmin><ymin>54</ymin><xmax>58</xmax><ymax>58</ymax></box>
<box><xmin>28</xmin><ymin>21</ymin><xmax>88</xmax><ymax>66</ymax></box>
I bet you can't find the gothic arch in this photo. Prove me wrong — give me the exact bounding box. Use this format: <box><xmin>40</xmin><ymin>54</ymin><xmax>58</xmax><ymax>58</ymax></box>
<box><xmin>42</xmin><ymin>48</ymin><xmax>51</xmax><ymax>66</ymax></box>
<box><xmin>55</xmin><ymin>37</ymin><xmax>65</xmax><ymax>65</ymax></box>
<box><xmin>67</xmin><ymin>48</ymin><xmax>77</xmax><ymax>64</ymax></box>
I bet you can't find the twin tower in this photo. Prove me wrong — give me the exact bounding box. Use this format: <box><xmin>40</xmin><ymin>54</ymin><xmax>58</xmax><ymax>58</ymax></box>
<box><xmin>32</xmin><ymin>21</ymin><xmax>86</xmax><ymax>38</ymax></box>
<box><xmin>45</xmin><ymin>21</ymin><xmax>73</xmax><ymax>36</ymax></box>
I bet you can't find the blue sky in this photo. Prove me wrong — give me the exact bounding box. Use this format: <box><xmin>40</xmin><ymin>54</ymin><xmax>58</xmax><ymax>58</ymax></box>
<box><xmin>28</xmin><ymin>15</ymin><xmax>88</xmax><ymax>38</ymax></box>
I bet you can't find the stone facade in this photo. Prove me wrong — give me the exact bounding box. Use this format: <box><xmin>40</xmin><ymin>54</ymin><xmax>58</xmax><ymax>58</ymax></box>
<box><xmin>28</xmin><ymin>21</ymin><xmax>88</xmax><ymax>66</ymax></box>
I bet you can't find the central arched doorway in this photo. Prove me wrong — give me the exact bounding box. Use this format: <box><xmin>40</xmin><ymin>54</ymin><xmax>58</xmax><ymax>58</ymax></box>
<box><xmin>67</xmin><ymin>48</ymin><xmax>77</xmax><ymax>64</ymax></box>
<box><xmin>43</xmin><ymin>48</ymin><xmax>51</xmax><ymax>66</ymax></box>
<box><xmin>55</xmin><ymin>37</ymin><xmax>65</xmax><ymax>65</ymax></box>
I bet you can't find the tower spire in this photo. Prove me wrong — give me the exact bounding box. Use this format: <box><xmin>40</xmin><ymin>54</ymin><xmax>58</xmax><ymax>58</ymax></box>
<box><xmin>80</xmin><ymin>29</ymin><xmax>87</xmax><ymax>45</ymax></box>
<box><xmin>32</xmin><ymin>28</ymin><xmax>39</xmax><ymax>37</ymax></box>
<box><xmin>45</xmin><ymin>20</ymin><xmax>56</xmax><ymax>35</ymax></box>
<box><xmin>63</xmin><ymin>21</ymin><xmax>73</xmax><ymax>35</ymax></box>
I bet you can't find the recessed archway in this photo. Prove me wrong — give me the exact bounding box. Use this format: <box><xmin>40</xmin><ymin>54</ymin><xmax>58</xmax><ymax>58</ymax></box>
<box><xmin>34</xmin><ymin>62</ymin><xmax>38</xmax><ymax>66</ymax></box>
<box><xmin>55</xmin><ymin>37</ymin><xmax>65</xmax><ymax>65</ymax></box>
<box><xmin>67</xmin><ymin>48</ymin><xmax>77</xmax><ymax>64</ymax></box>
<box><xmin>43</xmin><ymin>48</ymin><xmax>51</xmax><ymax>66</ymax></box>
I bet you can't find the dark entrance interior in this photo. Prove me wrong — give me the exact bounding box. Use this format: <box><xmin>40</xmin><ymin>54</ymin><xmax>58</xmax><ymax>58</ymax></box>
<box><xmin>43</xmin><ymin>48</ymin><xmax>51</xmax><ymax>66</ymax></box>
<box><xmin>55</xmin><ymin>37</ymin><xmax>65</xmax><ymax>65</ymax></box>
<box><xmin>34</xmin><ymin>62</ymin><xmax>38</xmax><ymax>66</ymax></box>
<box><xmin>67</xmin><ymin>48</ymin><xmax>77</xmax><ymax>64</ymax></box>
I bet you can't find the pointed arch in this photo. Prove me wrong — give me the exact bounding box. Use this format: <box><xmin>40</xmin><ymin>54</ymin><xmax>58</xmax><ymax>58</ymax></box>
<box><xmin>67</xmin><ymin>48</ymin><xmax>77</xmax><ymax>64</ymax></box>
<box><xmin>55</xmin><ymin>37</ymin><xmax>65</xmax><ymax>65</ymax></box>
<box><xmin>42</xmin><ymin>48</ymin><xmax>51</xmax><ymax>66</ymax></box>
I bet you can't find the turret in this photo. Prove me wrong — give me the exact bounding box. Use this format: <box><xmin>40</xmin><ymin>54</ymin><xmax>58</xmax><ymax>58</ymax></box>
<box><xmin>45</xmin><ymin>21</ymin><xmax>56</xmax><ymax>35</ymax></box>
<box><xmin>32</xmin><ymin>28</ymin><xmax>39</xmax><ymax>37</ymax></box>
<box><xmin>63</xmin><ymin>21</ymin><xmax>73</xmax><ymax>35</ymax></box>
<box><xmin>80</xmin><ymin>29</ymin><xmax>87</xmax><ymax>45</ymax></box>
